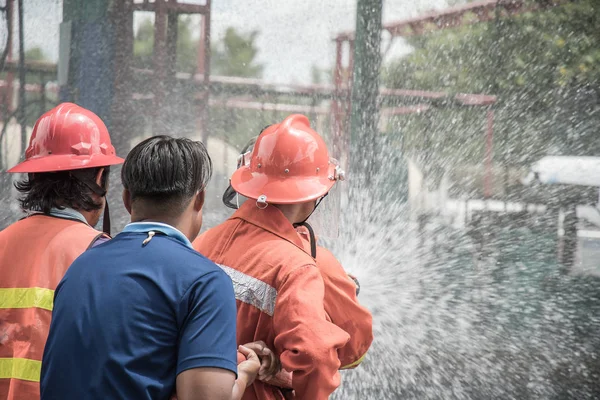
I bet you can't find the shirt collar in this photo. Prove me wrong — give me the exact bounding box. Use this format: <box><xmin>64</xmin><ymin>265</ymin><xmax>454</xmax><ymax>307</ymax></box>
<box><xmin>26</xmin><ymin>207</ymin><xmax>89</xmax><ymax>225</ymax></box>
<box><xmin>231</xmin><ymin>201</ymin><xmax>309</xmax><ymax>255</ymax></box>
<box><xmin>121</xmin><ymin>222</ymin><xmax>193</xmax><ymax>249</ymax></box>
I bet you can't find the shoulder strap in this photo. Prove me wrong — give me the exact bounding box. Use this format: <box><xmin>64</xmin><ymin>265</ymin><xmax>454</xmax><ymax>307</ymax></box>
<box><xmin>87</xmin><ymin>232</ymin><xmax>111</xmax><ymax>250</ymax></box>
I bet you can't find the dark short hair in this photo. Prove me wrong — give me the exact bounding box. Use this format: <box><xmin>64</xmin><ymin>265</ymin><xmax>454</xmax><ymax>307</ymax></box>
<box><xmin>121</xmin><ymin>135</ymin><xmax>212</xmax><ymax>214</ymax></box>
<box><xmin>15</xmin><ymin>167</ymin><xmax>109</xmax><ymax>213</ymax></box>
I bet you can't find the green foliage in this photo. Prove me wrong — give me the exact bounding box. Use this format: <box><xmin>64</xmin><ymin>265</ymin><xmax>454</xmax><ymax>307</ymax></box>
<box><xmin>383</xmin><ymin>0</ymin><xmax>600</xmax><ymax>193</ymax></box>
<box><xmin>211</xmin><ymin>27</ymin><xmax>263</xmax><ymax>78</ymax></box>
<box><xmin>310</xmin><ymin>65</ymin><xmax>334</xmax><ymax>85</ymax></box>
<box><xmin>132</xmin><ymin>17</ymin><xmax>154</xmax><ymax>69</ymax></box>
<box><xmin>176</xmin><ymin>16</ymin><xmax>199</xmax><ymax>74</ymax></box>
<box><xmin>133</xmin><ymin>19</ymin><xmax>263</xmax><ymax>78</ymax></box>
<box><xmin>24</xmin><ymin>47</ymin><xmax>47</xmax><ymax>62</ymax></box>
<box><xmin>311</xmin><ymin>64</ymin><xmax>321</xmax><ymax>84</ymax></box>
<box><xmin>133</xmin><ymin>16</ymin><xmax>198</xmax><ymax>73</ymax></box>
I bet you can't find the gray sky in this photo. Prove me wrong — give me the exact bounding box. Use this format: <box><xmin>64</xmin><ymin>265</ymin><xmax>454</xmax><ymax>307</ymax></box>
<box><xmin>18</xmin><ymin>0</ymin><xmax>452</xmax><ymax>85</ymax></box>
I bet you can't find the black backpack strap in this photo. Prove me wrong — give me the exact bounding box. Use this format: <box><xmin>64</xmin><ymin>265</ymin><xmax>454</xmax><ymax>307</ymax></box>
<box><xmin>87</xmin><ymin>232</ymin><xmax>111</xmax><ymax>250</ymax></box>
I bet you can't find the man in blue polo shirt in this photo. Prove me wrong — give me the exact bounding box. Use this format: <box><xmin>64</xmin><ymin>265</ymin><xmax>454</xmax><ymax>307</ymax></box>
<box><xmin>40</xmin><ymin>136</ymin><xmax>262</xmax><ymax>400</ymax></box>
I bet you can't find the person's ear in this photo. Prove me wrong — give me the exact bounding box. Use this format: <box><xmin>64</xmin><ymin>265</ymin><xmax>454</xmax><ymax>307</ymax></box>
<box><xmin>122</xmin><ymin>189</ymin><xmax>132</xmax><ymax>214</ymax></box>
<box><xmin>94</xmin><ymin>168</ymin><xmax>104</xmax><ymax>185</ymax></box>
<box><xmin>95</xmin><ymin>167</ymin><xmax>110</xmax><ymax>190</ymax></box>
<box><xmin>194</xmin><ymin>190</ymin><xmax>205</xmax><ymax>212</ymax></box>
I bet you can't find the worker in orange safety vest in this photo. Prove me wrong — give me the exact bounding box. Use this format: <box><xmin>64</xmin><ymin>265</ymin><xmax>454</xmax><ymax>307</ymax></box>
<box><xmin>0</xmin><ymin>103</ymin><xmax>124</xmax><ymax>399</ymax></box>
<box><xmin>220</xmin><ymin>133</ymin><xmax>373</xmax><ymax>376</ymax></box>
<box><xmin>194</xmin><ymin>114</ymin><xmax>366</xmax><ymax>400</ymax></box>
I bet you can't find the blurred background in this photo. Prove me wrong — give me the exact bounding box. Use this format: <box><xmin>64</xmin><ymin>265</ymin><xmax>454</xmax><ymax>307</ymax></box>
<box><xmin>1</xmin><ymin>1</ymin><xmax>600</xmax><ymax>398</ymax></box>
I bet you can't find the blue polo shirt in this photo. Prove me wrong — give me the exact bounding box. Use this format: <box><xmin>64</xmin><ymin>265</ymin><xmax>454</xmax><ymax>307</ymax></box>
<box><xmin>40</xmin><ymin>222</ymin><xmax>238</xmax><ymax>400</ymax></box>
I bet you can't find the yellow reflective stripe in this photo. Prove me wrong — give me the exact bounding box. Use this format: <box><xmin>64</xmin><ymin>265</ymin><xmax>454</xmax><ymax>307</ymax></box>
<box><xmin>0</xmin><ymin>287</ymin><xmax>54</xmax><ymax>311</ymax></box>
<box><xmin>340</xmin><ymin>352</ymin><xmax>367</xmax><ymax>370</ymax></box>
<box><xmin>0</xmin><ymin>358</ymin><xmax>42</xmax><ymax>382</ymax></box>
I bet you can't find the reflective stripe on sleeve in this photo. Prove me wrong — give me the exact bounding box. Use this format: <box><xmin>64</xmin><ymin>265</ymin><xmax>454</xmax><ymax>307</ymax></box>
<box><xmin>0</xmin><ymin>358</ymin><xmax>42</xmax><ymax>382</ymax></box>
<box><xmin>218</xmin><ymin>264</ymin><xmax>277</xmax><ymax>316</ymax></box>
<box><xmin>0</xmin><ymin>288</ymin><xmax>54</xmax><ymax>311</ymax></box>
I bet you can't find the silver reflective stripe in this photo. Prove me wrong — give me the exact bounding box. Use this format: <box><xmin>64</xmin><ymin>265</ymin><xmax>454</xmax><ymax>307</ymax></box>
<box><xmin>218</xmin><ymin>264</ymin><xmax>277</xmax><ymax>316</ymax></box>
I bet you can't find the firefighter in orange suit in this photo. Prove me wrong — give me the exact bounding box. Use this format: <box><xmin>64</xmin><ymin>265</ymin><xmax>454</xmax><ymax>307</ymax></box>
<box><xmin>194</xmin><ymin>114</ymin><xmax>368</xmax><ymax>399</ymax></box>
<box><xmin>297</xmin><ymin>229</ymin><xmax>373</xmax><ymax>370</ymax></box>
<box><xmin>252</xmin><ymin>232</ymin><xmax>374</xmax><ymax>397</ymax></box>
<box><xmin>219</xmin><ymin>133</ymin><xmax>373</xmax><ymax>378</ymax></box>
<box><xmin>0</xmin><ymin>103</ymin><xmax>124</xmax><ymax>399</ymax></box>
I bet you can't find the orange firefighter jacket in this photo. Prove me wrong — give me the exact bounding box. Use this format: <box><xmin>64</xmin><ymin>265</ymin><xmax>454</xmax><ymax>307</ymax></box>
<box><xmin>0</xmin><ymin>215</ymin><xmax>104</xmax><ymax>400</ymax></box>
<box><xmin>193</xmin><ymin>201</ymin><xmax>350</xmax><ymax>400</ymax></box>
<box><xmin>297</xmin><ymin>231</ymin><xmax>373</xmax><ymax>370</ymax></box>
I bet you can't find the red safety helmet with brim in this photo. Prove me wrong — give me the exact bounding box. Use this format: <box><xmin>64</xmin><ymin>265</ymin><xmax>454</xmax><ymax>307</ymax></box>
<box><xmin>231</xmin><ymin>114</ymin><xmax>344</xmax><ymax>205</ymax></box>
<box><xmin>8</xmin><ymin>102</ymin><xmax>124</xmax><ymax>173</ymax></box>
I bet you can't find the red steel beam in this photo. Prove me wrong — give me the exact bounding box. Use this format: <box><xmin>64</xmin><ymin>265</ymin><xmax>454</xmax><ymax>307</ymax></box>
<box><xmin>132</xmin><ymin>1</ymin><xmax>209</xmax><ymax>15</ymax></box>
<box><xmin>3</xmin><ymin>60</ymin><xmax>58</xmax><ymax>73</ymax></box>
<box><xmin>381</xmin><ymin>104</ymin><xmax>430</xmax><ymax>116</ymax></box>
<box><xmin>384</xmin><ymin>0</ymin><xmax>499</xmax><ymax>38</ymax></box>
<box><xmin>344</xmin><ymin>38</ymin><xmax>355</xmax><ymax>149</ymax></box>
<box><xmin>484</xmin><ymin>109</ymin><xmax>494</xmax><ymax>198</ymax></box>
<box><xmin>454</xmin><ymin>93</ymin><xmax>496</xmax><ymax>106</ymax></box>
<box><xmin>123</xmin><ymin>92</ymin><xmax>440</xmax><ymax>119</ymax></box>
<box><xmin>380</xmin><ymin>87</ymin><xmax>447</xmax><ymax>99</ymax></box>
<box><xmin>131</xmin><ymin>67</ymin><xmax>497</xmax><ymax>105</ymax></box>
<box><xmin>336</xmin><ymin>0</ymin><xmax>569</xmax><ymax>40</ymax></box>
<box><xmin>208</xmin><ymin>99</ymin><xmax>330</xmax><ymax>114</ymax></box>
<box><xmin>0</xmin><ymin>80</ymin><xmax>58</xmax><ymax>93</ymax></box>
<box><xmin>8</xmin><ymin>58</ymin><xmax>492</xmax><ymax>107</ymax></box>
<box><xmin>331</xmin><ymin>39</ymin><xmax>345</xmax><ymax>160</ymax></box>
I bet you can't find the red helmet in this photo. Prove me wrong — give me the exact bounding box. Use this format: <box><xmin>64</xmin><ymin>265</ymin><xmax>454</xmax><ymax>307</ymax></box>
<box><xmin>230</xmin><ymin>114</ymin><xmax>345</xmax><ymax>204</ymax></box>
<box><xmin>8</xmin><ymin>102</ymin><xmax>124</xmax><ymax>173</ymax></box>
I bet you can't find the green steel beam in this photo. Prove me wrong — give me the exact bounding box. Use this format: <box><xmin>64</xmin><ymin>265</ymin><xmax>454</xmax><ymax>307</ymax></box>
<box><xmin>350</xmin><ymin>0</ymin><xmax>383</xmax><ymax>182</ymax></box>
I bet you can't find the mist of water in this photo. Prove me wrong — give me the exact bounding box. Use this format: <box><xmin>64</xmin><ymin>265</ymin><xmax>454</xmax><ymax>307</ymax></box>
<box><xmin>326</xmin><ymin>150</ymin><xmax>600</xmax><ymax>399</ymax></box>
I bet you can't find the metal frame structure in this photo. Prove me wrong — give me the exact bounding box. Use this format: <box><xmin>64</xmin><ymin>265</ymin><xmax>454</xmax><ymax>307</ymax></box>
<box><xmin>1</xmin><ymin>0</ymin><xmax>14</xmax><ymax>121</ymax></box>
<box><xmin>0</xmin><ymin>0</ymin><xmax>569</xmax><ymax>197</ymax></box>
<box><xmin>130</xmin><ymin>0</ymin><xmax>211</xmax><ymax>141</ymax></box>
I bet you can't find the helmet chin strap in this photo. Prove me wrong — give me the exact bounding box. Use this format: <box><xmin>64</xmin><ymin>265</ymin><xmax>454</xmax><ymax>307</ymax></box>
<box><xmin>223</xmin><ymin>180</ymin><xmax>329</xmax><ymax>259</ymax></box>
<box><xmin>292</xmin><ymin>193</ymin><xmax>328</xmax><ymax>258</ymax></box>
<box><xmin>294</xmin><ymin>221</ymin><xmax>317</xmax><ymax>258</ymax></box>
<box><xmin>222</xmin><ymin>183</ymin><xmax>240</xmax><ymax>210</ymax></box>
<box><xmin>70</xmin><ymin>170</ymin><xmax>111</xmax><ymax>235</ymax></box>
<box><xmin>102</xmin><ymin>201</ymin><xmax>111</xmax><ymax>236</ymax></box>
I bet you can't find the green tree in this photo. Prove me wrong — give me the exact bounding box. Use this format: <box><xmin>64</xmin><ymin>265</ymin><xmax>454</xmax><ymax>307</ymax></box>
<box><xmin>24</xmin><ymin>47</ymin><xmax>47</xmax><ymax>62</ymax></box>
<box><xmin>310</xmin><ymin>65</ymin><xmax>334</xmax><ymax>85</ymax></box>
<box><xmin>133</xmin><ymin>16</ymin><xmax>198</xmax><ymax>73</ymax></box>
<box><xmin>311</xmin><ymin>65</ymin><xmax>321</xmax><ymax>84</ymax></box>
<box><xmin>211</xmin><ymin>27</ymin><xmax>263</xmax><ymax>78</ymax></box>
<box><xmin>383</xmin><ymin>0</ymin><xmax>600</xmax><ymax>195</ymax></box>
<box><xmin>133</xmin><ymin>20</ymin><xmax>264</xmax><ymax>79</ymax></box>
<box><xmin>132</xmin><ymin>18</ymin><xmax>154</xmax><ymax>69</ymax></box>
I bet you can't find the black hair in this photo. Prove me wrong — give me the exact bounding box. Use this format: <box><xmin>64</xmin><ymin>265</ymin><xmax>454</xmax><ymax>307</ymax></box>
<box><xmin>121</xmin><ymin>135</ymin><xmax>213</xmax><ymax>214</ymax></box>
<box><xmin>15</xmin><ymin>167</ymin><xmax>110</xmax><ymax>213</ymax></box>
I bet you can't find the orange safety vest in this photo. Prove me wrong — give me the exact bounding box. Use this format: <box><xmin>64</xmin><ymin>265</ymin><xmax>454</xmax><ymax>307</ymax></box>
<box><xmin>194</xmin><ymin>202</ymin><xmax>350</xmax><ymax>400</ymax></box>
<box><xmin>0</xmin><ymin>215</ymin><xmax>104</xmax><ymax>400</ymax></box>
